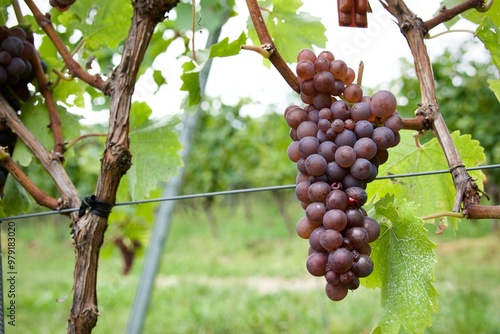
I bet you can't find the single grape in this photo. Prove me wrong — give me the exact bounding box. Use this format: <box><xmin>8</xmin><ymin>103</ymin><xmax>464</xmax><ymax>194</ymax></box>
<box><xmin>325</xmin><ymin>282</ymin><xmax>348</xmax><ymax>301</ymax></box>
<box><xmin>314</xmin><ymin>57</ymin><xmax>330</xmax><ymax>72</ymax></box>
<box><xmin>300</xmin><ymin>92</ymin><xmax>314</xmax><ymax>105</ymax></box>
<box><xmin>345</xmin><ymin>208</ymin><xmax>364</xmax><ymax>228</ymax></box>
<box><xmin>318</xmin><ymin>107</ymin><xmax>332</xmax><ymax>120</ymax></box>
<box><xmin>0</xmin><ymin>51</ymin><xmax>11</xmax><ymax>65</ymax></box>
<box><xmin>384</xmin><ymin>113</ymin><xmax>404</xmax><ymax>133</ymax></box>
<box><xmin>334</xmin><ymin>129</ymin><xmax>357</xmax><ymax>147</ymax></box>
<box><xmin>296</xmin><ymin>60</ymin><xmax>315</xmax><ymax>80</ymax></box>
<box><xmin>297</xmin><ymin>121</ymin><xmax>319</xmax><ymax>139</ymax></box>
<box><xmin>331</xmin><ymin>119</ymin><xmax>344</xmax><ymax>133</ymax></box>
<box><xmin>295</xmin><ymin>181</ymin><xmax>311</xmax><ymax>203</ymax></box>
<box><xmin>330</xmin><ymin>100</ymin><xmax>350</xmax><ymax>121</ymax></box>
<box><xmin>312</xmin><ymin>92</ymin><xmax>332</xmax><ymax>110</ymax></box>
<box><xmin>317</xmin><ymin>50</ymin><xmax>335</xmax><ymax>62</ymax></box>
<box><xmin>350</xmin><ymin>158</ymin><xmax>373</xmax><ymax>180</ymax></box>
<box><xmin>297</xmin><ymin>48</ymin><xmax>316</xmax><ymax>62</ymax></box>
<box><xmin>363</xmin><ymin>217</ymin><xmax>380</xmax><ymax>242</ymax></box>
<box><xmin>370</xmin><ymin>90</ymin><xmax>397</xmax><ymax>118</ymax></box>
<box><xmin>353</xmin><ymin>137</ymin><xmax>377</xmax><ymax>160</ymax></box>
<box><xmin>308</xmin><ymin>108</ymin><xmax>320</xmax><ymax>123</ymax></box>
<box><xmin>372</xmin><ymin>126</ymin><xmax>396</xmax><ymax>150</ymax></box>
<box><xmin>314</xmin><ymin>71</ymin><xmax>335</xmax><ymax>93</ymax></box>
<box><xmin>21</xmin><ymin>41</ymin><xmax>35</xmax><ymax>60</ymax></box>
<box><xmin>326</xmin><ymin>161</ymin><xmax>347</xmax><ymax>183</ymax></box>
<box><xmin>334</xmin><ymin>146</ymin><xmax>356</xmax><ymax>168</ymax></box>
<box><xmin>298</xmin><ymin>136</ymin><xmax>319</xmax><ymax>158</ymax></box>
<box><xmin>345</xmin><ymin>276</ymin><xmax>360</xmax><ymax>290</ymax></box>
<box><xmin>306</xmin><ymin>252</ymin><xmax>328</xmax><ymax>277</ymax></box>
<box><xmin>352</xmin><ymin>254</ymin><xmax>374</xmax><ymax>277</ymax></box>
<box><xmin>305</xmin><ymin>154</ymin><xmax>328</xmax><ymax>176</ymax></box>
<box><xmin>325</xmin><ymin>189</ymin><xmax>348</xmax><ymax>211</ymax></box>
<box><xmin>328</xmin><ymin>247</ymin><xmax>353</xmax><ymax>273</ymax></box>
<box><xmin>320</xmin><ymin>229</ymin><xmax>343</xmax><ymax>251</ymax></box>
<box><xmin>296</xmin><ymin>172</ymin><xmax>309</xmax><ymax>184</ymax></box>
<box><xmin>376</xmin><ymin>149</ymin><xmax>389</xmax><ymax>165</ymax></box>
<box><xmin>309</xmin><ymin>226</ymin><xmax>327</xmax><ymax>252</ymax></box>
<box><xmin>350</xmin><ymin>102</ymin><xmax>371</xmax><ymax>121</ymax></box>
<box><xmin>342</xmin><ymin>173</ymin><xmax>366</xmax><ymax>189</ymax></box>
<box><xmin>329</xmin><ymin>59</ymin><xmax>348</xmax><ymax>80</ymax></box>
<box><xmin>345</xmin><ymin>227</ymin><xmax>369</xmax><ymax>250</ymax></box>
<box><xmin>296</xmin><ymin>216</ymin><xmax>318</xmax><ymax>239</ymax></box>
<box><xmin>343</xmin><ymin>83</ymin><xmax>363</xmax><ymax>103</ymax></box>
<box><xmin>318</xmin><ymin>119</ymin><xmax>331</xmax><ymax>132</ymax></box>
<box><xmin>300</xmin><ymin>79</ymin><xmax>318</xmax><ymax>96</ymax></box>
<box><xmin>307</xmin><ymin>182</ymin><xmax>331</xmax><ymax>203</ymax></box>
<box><xmin>339</xmin><ymin>270</ymin><xmax>355</xmax><ymax>284</ymax></box>
<box><xmin>354</xmin><ymin>120</ymin><xmax>374</xmax><ymax>138</ymax></box>
<box><xmin>345</xmin><ymin>186</ymin><xmax>368</xmax><ymax>207</ymax></box>
<box><xmin>1</xmin><ymin>36</ymin><xmax>24</xmax><ymax>56</ymax></box>
<box><xmin>325</xmin><ymin>270</ymin><xmax>341</xmax><ymax>285</ymax></box>
<box><xmin>287</xmin><ymin>141</ymin><xmax>300</xmax><ymax>162</ymax></box>
<box><xmin>296</xmin><ymin>158</ymin><xmax>307</xmax><ymax>174</ymax></box>
<box><xmin>329</xmin><ymin>79</ymin><xmax>345</xmax><ymax>96</ymax></box>
<box><xmin>285</xmin><ymin>107</ymin><xmax>308</xmax><ymax>129</ymax></box>
<box><xmin>323</xmin><ymin>209</ymin><xmax>348</xmax><ymax>231</ymax></box>
<box><xmin>318</xmin><ymin>141</ymin><xmax>337</xmax><ymax>162</ymax></box>
<box><xmin>343</xmin><ymin>67</ymin><xmax>355</xmax><ymax>85</ymax></box>
<box><xmin>6</xmin><ymin>57</ymin><xmax>26</xmax><ymax>76</ymax></box>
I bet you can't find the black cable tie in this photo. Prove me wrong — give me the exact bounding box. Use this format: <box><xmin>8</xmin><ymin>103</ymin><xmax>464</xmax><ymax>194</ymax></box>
<box><xmin>78</xmin><ymin>195</ymin><xmax>113</xmax><ymax>219</ymax></box>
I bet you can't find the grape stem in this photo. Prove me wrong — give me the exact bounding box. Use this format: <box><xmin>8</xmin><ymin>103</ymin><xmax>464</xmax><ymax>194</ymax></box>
<box><xmin>423</xmin><ymin>0</ymin><xmax>489</xmax><ymax>33</ymax></box>
<box><xmin>241</xmin><ymin>44</ymin><xmax>272</xmax><ymax>58</ymax></box>
<box><xmin>24</xmin><ymin>0</ymin><xmax>107</xmax><ymax>92</ymax></box>
<box><xmin>0</xmin><ymin>147</ymin><xmax>59</xmax><ymax>209</ymax></box>
<box><xmin>31</xmin><ymin>50</ymin><xmax>66</xmax><ymax>157</ymax></box>
<box><xmin>421</xmin><ymin>211</ymin><xmax>464</xmax><ymax>221</ymax></box>
<box><xmin>425</xmin><ymin>29</ymin><xmax>476</xmax><ymax>39</ymax></box>
<box><xmin>244</xmin><ymin>0</ymin><xmax>300</xmax><ymax>93</ymax></box>
<box><xmin>11</xmin><ymin>0</ymin><xmax>26</xmax><ymax>25</ymax></box>
<box><xmin>65</xmin><ymin>133</ymin><xmax>107</xmax><ymax>150</ymax></box>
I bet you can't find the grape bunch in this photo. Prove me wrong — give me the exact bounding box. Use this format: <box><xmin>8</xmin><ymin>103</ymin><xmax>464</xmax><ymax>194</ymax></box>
<box><xmin>285</xmin><ymin>49</ymin><xmax>403</xmax><ymax>301</ymax></box>
<box><xmin>0</xmin><ymin>25</ymin><xmax>39</xmax><ymax>105</ymax></box>
<box><xmin>49</xmin><ymin>0</ymin><xmax>77</xmax><ymax>12</ymax></box>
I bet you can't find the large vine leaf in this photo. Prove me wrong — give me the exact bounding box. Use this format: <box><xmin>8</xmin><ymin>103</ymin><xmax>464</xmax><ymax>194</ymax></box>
<box><xmin>476</xmin><ymin>16</ymin><xmax>500</xmax><ymax>101</ymax></box>
<box><xmin>363</xmin><ymin>196</ymin><xmax>439</xmax><ymax>334</ymax></box>
<box><xmin>122</xmin><ymin>102</ymin><xmax>183</xmax><ymax>200</ymax></box>
<box><xmin>14</xmin><ymin>98</ymin><xmax>82</xmax><ymax>167</ymax></box>
<box><xmin>367</xmin><ymin>130</ymin><xmax>486</xmax><ymax>227</ymax></box>
<box><xmin>0</xmin><ymin>176</ymin><xmax>30</xmax><ymax>217</ymax></box>
<box><xmin>247</xmin><ymin>0</ymin><xmax>327</xmax><ymax>64</ymax></box>
<box><xmin>54</xmin><ymin>0</ymin><xmax>132</xmax><ymax>50</ymax></box>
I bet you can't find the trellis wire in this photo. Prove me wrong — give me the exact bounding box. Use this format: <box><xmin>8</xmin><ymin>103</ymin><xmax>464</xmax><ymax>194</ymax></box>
<box><xmin>0</xmin><ymin>163</ymin><xmax>499</xmax><ymax>222</ymax></box>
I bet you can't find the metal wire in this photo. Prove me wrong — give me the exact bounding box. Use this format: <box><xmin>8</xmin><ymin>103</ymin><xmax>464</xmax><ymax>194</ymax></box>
<box><xmin>0</xmin><ymin>164</ymin><xmax>499</xmax><ymax>222</ymax></box>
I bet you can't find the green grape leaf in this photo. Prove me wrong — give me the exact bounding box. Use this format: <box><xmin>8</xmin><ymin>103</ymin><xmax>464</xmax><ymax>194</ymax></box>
<box><xmin>247</xmin><ymin>0</ymin><xmax>327</xmax><ymax>64</ymax></box>
<box><xmin>476</xmin><ymin>16</ymin><xmax>500</xmax><ymax>73</ymax></box>
<box><xmin>14</xmin><ymin>98</ymin><xmax>82</xmax><ymax>166</ymax></box>
<box><xmin>488</xmin><ymin>78</ymin><xmax>500</xmax><ymax>102</ymax></box>
<box><xmin>364</xmin><ymin>196</ymin><xmax>439</xmax><ymax>334</ymax></box>
<box><xmin>54</xmin><ymin>0</ymin><xmax>132</xmax><ymax>50</ymax></box>
<box><xmin>180</xmin><ymin>61</ymin><xmax>202</xmax><ymax>107</ymax></box>
<box><xmin>0</xmin><ymin>175</ymin><xmax>31</xmax><ymax>217</ymax></box>
<box><xmin>0</xmin><ymin>0</ymin><xmax>10</xmax><ymax>25</ymax></box>
<box><xmin>367</xmin><ymin>130</ymin><xmax>486</xmax><ymax>227</ymax></box>
<box><xmin>123</xmin><ymin>102</ymin><xmax>183</xmax><ymax>199</ymax></box>
<box><xmin>438</xmin><ymin>0</ymin><xmax>500</xmax><ymax>28</ymax></box>
<box><xmin>209</xmin><ymin>32</ymin><xmax>246</xmax><ymax>58</ymax></box>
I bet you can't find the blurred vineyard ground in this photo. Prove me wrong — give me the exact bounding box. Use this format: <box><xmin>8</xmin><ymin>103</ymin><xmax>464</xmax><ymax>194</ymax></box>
<box><xmin>3</xmin><ymin>192</ymin><xmax>500</xmax><ymax>334</ymax></box>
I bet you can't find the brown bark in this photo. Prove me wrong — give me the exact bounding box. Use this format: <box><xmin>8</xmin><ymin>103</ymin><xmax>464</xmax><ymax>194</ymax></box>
<box><xmin>67</xmin><ymin>1</ymin><xmax>179</xmax><ymax>333</ymax></box>
<box><xmin>382</xmin><ymin>0</ymin><xmax>481</xmax><ymax>213</ymax></box>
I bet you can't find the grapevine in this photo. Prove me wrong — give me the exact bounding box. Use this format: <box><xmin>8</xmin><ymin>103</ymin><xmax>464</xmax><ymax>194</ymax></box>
<box><xmin>285</xmin><ymin>48</ymin><xmax>403</xmax><ymax>301</ymax></box>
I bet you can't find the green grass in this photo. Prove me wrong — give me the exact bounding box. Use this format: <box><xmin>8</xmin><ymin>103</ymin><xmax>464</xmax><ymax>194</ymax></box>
<box><xmin>3</xmin><ymin>193</ymin><xmax>500</xmax><ymax>333</ymax></box>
